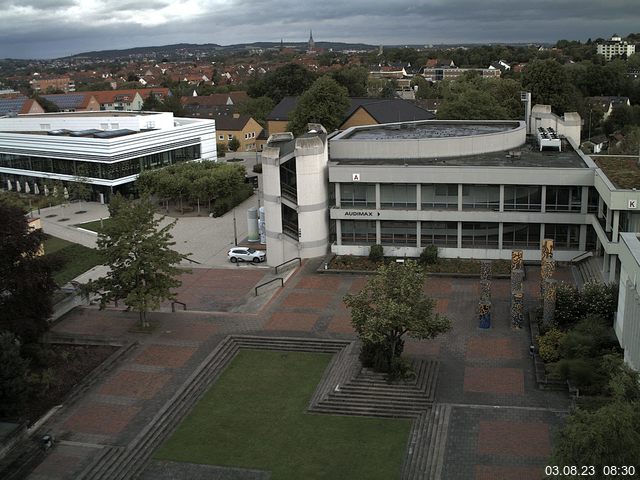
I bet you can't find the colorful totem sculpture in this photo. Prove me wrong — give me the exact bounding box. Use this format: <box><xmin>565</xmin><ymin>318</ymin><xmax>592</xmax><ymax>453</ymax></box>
<box><xmin>510</xmin><ymin>250</ymin><xmax>524</xmax><ymax>328</ymax></box>
<box><xmin>478</xmin><ymin>260</ymin><xmax>492</xmax><ymax>328</ymax></box>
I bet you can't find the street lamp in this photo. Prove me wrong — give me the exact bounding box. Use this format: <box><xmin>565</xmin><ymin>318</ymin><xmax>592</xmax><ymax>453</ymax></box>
<box><xmin>233</xmin><ymin>208</ymin><xmax>238</xmax><ymax>246</ymax></box>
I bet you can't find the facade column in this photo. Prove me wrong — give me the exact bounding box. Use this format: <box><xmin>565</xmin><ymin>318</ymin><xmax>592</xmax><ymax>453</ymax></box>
<box><xmin>458</xmin><ymin>184</ymin><xmax>463</xmax><ymax>211</ymax></box>
<box><xmin>498</xmin><ymin>223</ymin><xmax>504</xmax><ymax>251</ymax></box>
<box><xmin>416</xmin><ymin>221</ymin><xmax>421</xmax><ymax>249</ymax></box>
<box><xmin>612</xmin><ymin>210</ymin><xmax>620</xmax><ymax>242</ymax></box>
<box><xmin>598</xmin><ymin>196</ymin><xmax>604</xmax><ymax>218</ymax></box>
<box><xmin>540</xmin><ymin>185</ymin><xmax>547</xmax><ymax>213</ymax></box>
<box><xmin>579</xmin><ymin>224</ymin><xmax>587</xmax><ymax>251</ymax></box>
<box><xmin>609</xmin><ymin>255</ymin><xmax>617</xmax><ymax>283</ymax></box>
<box><xmin>335</xmin><ymin>183</ymin><xmax>341</xmax><ymax>208</ymax></box>
<box><xmin>457</xmin><ymin>221</ymin><xmax>462</xmax><ymax>249</ymax></box>
<box><xmin>376</xmin><ymin>220</ymin><xmax>381</xmax><ymax>245</ymax></box>
<box><xmin>539</xmin><ymin>223</ymin><xmax>546</xmax><ymax>248</ymax></box>
<box><xmin>375</xmin><ymin>183</ymin><xmax>381</xmax><ymax>210</ymax></box>
<box><xmin>416</xmin><ymin>184</ymin><xmax>421</xmax><ymax>211</ymax></box>
<box><xmin>335</xmin><ymin>219</ymin><xmax>342</xmax><ymax>246</ymax></box>
<box><xmin>499</xmin><ymin>185</ymin><xmax>505</xmax><ymax>213</ymax></box>
<box><xmin>581</xmin><ymin>186</ymin><xmax>589</xmax><ymax>214</ymax></box>
<box><xmin>605</xmin><ymin>205</ymin><xmax>612</xmax><ymax>232</ymax></box>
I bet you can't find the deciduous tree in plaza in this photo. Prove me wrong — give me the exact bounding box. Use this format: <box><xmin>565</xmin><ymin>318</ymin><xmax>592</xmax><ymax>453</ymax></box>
<box><xmin>343</xmin><ymin>260</ymin><xmax>451</xmax><ymax>375</ymax></box>
<box><xmin>85</xmin><ymin>197</ymin><xmax>187</xmax><ymax>327</ymax></box>
<box><xmin>0</xmin><ymin>200</ymin><xmax>56</xmax><ymax>343</ymax></box>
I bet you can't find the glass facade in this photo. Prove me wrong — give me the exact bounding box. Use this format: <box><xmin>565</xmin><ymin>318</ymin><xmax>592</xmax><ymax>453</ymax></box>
<box><xmin>282</xmin><ymin>204</ymin><xmax>298</xmax><ymax>239</ymax></box>
<box><xmin>0</xmin><ymin>145</ymin><xmax>200</xmax><ymax>181</ymax></box>
<box><xmin>380</xmin><ymin>184</ymin><xmax>416</xmax><ymax>209</ymax></box>
<box><xmin>502</xmin><ymin>223</ymin><xmax>541</xmax><ymax>248</ymax></box>
<box><xmin>279</xmin><ymin>158</ymin><xmax>297</xmax><ymax>202</ymax></box>
<box><xmin>545</xmin><ymin>186</ymin><xmax>582</xmax><ymax>212</ymax></box>
<box><xmin>422</xmin><ymin>184</ymin><xmax>458</xmax><ymax>210</ymax></box>
<box><xmin>503</xmin><ymin>186</ymin><xmax>542</xmax><ymax>211</ymax></box>
<box><xmin>461</xmin><ymin>222</ymin><xmax>500</xmax><ymax>247</ymax></box>
<box><xmin>545</xmin><ymin>224</ymin><xmax>580</xmax><ymax>249</ymax></box>
<box><xmin>462</xmin><ymin>185</ymin><xmax>500</xmax><ymax>210</ymax></box>
<box><xmin>381</xmin><ymin>221</ymin><xmax>416</xmax><ymax>245</ymax></box>
<box><xmin>341</xmin><ymin>183</ymin><xmax>376</xmax><ymax>208</ymax></box>
<box><xmin>341</xmin><ymin>220</ymin><xmax>376</xmax><ymax>245</ymax></box>
<box><xmin>421</xmin><ymin>221</ymin><xmax>458</xmax><ymax>247</ymax></box>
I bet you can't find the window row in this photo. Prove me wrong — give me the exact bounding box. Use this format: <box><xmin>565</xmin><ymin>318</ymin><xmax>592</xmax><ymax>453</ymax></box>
<box><xmin>0</xmin><ymin>145</ymin><xmax>201</xmax><ymax>180</ymax></box>
<box><xmin>337</xmin><ymin>183</ymin><xmax>593</xmax><ymax>212</ymax></box>
<box><xmin>340</xmin><ymin>221</ymin><xmax>583</xmax><ymax>249</ymax></box>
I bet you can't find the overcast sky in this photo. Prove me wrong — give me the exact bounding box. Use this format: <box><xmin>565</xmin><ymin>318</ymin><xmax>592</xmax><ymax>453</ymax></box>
<box><xmin>0</xmin><ymin>0</ymin><xmax>639</xmax><ymax>59</ymax></box>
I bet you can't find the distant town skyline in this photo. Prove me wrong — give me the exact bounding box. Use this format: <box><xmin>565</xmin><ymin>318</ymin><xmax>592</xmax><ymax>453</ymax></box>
<box><xmin>0</xmin><ymin>0</ymin><xmax>639</xmax><ymax>59</ymax></box>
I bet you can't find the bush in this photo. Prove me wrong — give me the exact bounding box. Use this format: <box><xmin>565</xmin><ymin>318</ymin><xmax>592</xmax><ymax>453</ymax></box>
<box><xmin>216</xmin><ymin>142</ymin><xmax>227</xmax><ymax>157</ymax></box>
<box><xmin>555</xmin><ymin>282</ymin><xmax>582</xmax><ymax>328</ymax></box>
<box><xmin>537</xmin><ymin>327</ymin><xmax>566</xmax><ymax>363</ymax></box>
<box><xmin>418</xmin><ymin>245</ymin><xmax>438</xmax><ymax>266</ymax></box>
<box><xmin>369</xmin><ymin>244</ymin><xmax>384</xmax><ymax>263</ymax></box>
<box><xmin>555</xmin><ymin>282</ymin><xmax>618</xmax><ymax>328</ymax></box>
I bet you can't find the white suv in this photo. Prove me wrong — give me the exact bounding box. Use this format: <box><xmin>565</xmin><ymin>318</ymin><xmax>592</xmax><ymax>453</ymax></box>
<box><xmin>228</xmin><ymin>247</ymin><xmax>266</xmax><ymax>263</ymax></box>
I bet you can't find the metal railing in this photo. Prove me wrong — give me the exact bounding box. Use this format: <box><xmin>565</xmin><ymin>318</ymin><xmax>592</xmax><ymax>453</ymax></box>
<box><xmin>275</xmin><ymin>257</ymin><xmax>301</xmax><ymax>274</ymax></box>
<box><xmin>171</xmin><ymin>301</ymin><xmax>187</xmax><ymax>312</ymax></box>
<box><xmin>255</xmin><ymin>278</ymin><xmax>283</xmax><ymax>296</ymax></box>
<box><xmin>570</xmin><ymin>251</ymin><xmax>594</xmax><ymax>264</ymax></box>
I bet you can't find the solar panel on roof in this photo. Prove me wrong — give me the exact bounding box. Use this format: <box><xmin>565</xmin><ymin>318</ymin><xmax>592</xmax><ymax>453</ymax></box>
<box><xmin>42</xmin><ymin>94</ymin><xmax>85</xmax><ymax>109</ymax></box>
<box><xmin>0</xmin><ymin>98</ymin><xmax>26</xmax><ymax>114</ymax></box>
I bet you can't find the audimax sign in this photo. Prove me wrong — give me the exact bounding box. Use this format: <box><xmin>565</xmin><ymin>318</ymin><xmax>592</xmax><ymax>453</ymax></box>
<box><xmin>344</xmin><ymin>211</ymin><xmax>381</xmax><ymax>217</ymax></box>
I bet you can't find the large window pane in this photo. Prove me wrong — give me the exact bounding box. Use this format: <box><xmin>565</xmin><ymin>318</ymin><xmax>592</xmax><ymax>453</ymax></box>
<box><xmin>341</xmin><ymin>220</ymin><xmax>376</xmax><ymax>245</ymax></box>
<box><xmin>422</xmin><ymin>184</ymin><xmax>458</xmax><ymax>210</ymax></box>
<box><xmin>546</xmin><ymin>186</ymin><xmax>582</xmax><ymax>212</ymax></box>
<box><xmin>462</xmin><ymin>185</ymin><xmax>500</xmax><ymax>210</ymax></box>
<box><xmin>380</xmin><ymin>184</ymin><xmax>416</xmax><ymax>209</ymax></box>
<box><xmin>421</xmin><ymin>221</ymin><xmax>458</xmax><ymax>247</ymax></box>
<box><xmin>380</xmin><ymin>221</ymin><xmax>417</xmax><ymax>245</ymax></box>
<box><xmin>461</xmin><ymin>222</ymin><xmax>499</xmax><ymax>247</ymax></box>
<box><xmin>341</xmin><ymin>183</ymin><xmax>376</xmax><ymax>208</ymax></box>
<box><xmin>502</xmin><ymin>223</ymin><xmax>540</xmax><ymax>248</ymax></box>
<box><xmin>504</xmin><ymin>185</ymin><xmax>542</xmax><ymax>211</ymax></box>
<box><xmin>545</xmin><ymin>224</ymin><xmax>580</xmax><ymax>249</ymax></box>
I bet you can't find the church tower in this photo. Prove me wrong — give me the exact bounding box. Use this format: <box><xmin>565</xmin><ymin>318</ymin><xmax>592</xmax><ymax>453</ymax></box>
<box><xmin>308</xmin><ymin>30</ymin><xmax>315</xmax><ymax>53</ymax></box>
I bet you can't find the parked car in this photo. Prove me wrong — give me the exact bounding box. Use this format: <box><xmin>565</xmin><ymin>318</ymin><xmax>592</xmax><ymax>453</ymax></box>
<box><xmin>228</xmin><ymin>247</ymin><xmax>266</xmax><ymax>263</ymax></box>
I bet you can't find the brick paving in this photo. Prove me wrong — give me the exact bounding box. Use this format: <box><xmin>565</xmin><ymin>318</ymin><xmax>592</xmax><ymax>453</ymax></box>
<box><xmin>464</xmin><ymin>367</ymin><xmax>525</xmax><ymax>395</ymax></box>
<box><xmin>134</xmin><ymin>345</ymin><xmax>197</xmax><ymax>368</ymax></box>
<box><xmin>30</xmin><ymin>260</ymin><xmax>575</xmax><ymax>480</ymax></box>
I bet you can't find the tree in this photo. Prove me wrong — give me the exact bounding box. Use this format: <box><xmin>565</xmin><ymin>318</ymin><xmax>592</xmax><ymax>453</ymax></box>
<box><xmin>343</xmin><ymin>260</ymin><xmax>451</xmax><ymax>374</ymax></box>
<box><xmin>237</xmin><ymin>96</ymin><xmax>275</xmax><ymax>128</ymax></box>
<box><xmin>84</xmin><ymin>197</ymin><xmax>188</xmax><ymax>327</ymax></box>
<box><xmin>287</xmin><ymin>76</ymin><xmax>350</xmax><ymax>135</ymax></box>
<box><xmin>228</xmin><ymin>136</ymin><xmax>241</xmax><ymax>152</ymax></box>
<box><xmin>0</xmin><ymin>332</ymin><xmax>30</xmax><ymax>418</ymax></box>
<box><xmin>521</xmin><ymin>59</ymin><xmax>579</xmax><ymax>113</ymax></box>
<box><xmin>549</xmin><ymin>401</ymin><xmax>640</xmax><ymax>472</ymax></box>
<box><xmin>247</xmin><ymin>63</ymin><xmax>317</xmax><ymax>103</ymax></box>
<box><xmin>331</xmin><ymin>66</ymin><xmax>369</xmax><ymax>97</ymax></box>
<box><xmin>0</xmin><ymin>201</ymin><xmax>56</xmax><ymax>343</ymax></box>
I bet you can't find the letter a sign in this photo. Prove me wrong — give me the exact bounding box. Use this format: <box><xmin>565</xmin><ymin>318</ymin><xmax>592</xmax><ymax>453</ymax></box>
<box><xmin>352</xmin><ymin>173</ymin><xmax>361</xmax><ymax>182</ymax></box>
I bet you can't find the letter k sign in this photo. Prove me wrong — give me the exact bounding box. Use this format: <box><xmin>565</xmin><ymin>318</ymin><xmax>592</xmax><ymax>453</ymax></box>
<box><xmin>629</xmin><ymin>199</ymin><xmax>638</xmax><ymax>209</ymax></box>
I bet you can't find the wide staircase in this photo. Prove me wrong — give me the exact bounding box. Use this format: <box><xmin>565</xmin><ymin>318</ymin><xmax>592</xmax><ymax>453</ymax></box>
<box><xmin>77</xmin><ymin>335</ymin><xmax>448</xmax><ymax>480</ymax></box>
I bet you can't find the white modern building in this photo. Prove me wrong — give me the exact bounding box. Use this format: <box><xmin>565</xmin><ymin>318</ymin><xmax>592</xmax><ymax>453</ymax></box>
<box><xmin>261</xmin><ymin>110</ymin><xmax>640</xmax><ymax>370</ymax></box>
<box><xmin>597</xmin><ymin>34</ymin><xmax>636</xmax><ymax>61</ymax></box>
<box><xmin>0</xmin><ymin>111</ymin><xmax>216</xmax><ymax>201</ymax></box>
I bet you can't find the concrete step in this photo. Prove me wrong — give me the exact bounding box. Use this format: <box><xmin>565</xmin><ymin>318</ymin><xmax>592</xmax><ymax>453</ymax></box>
<box><xmin>326</xmin><ymin>393</ymin><xmax>430</xmax><ymax>409</ymax></box>
<box><xmin>310</xmin><ymin>403</ymin><xmax>419</xmax><ymax>419</ymax></box>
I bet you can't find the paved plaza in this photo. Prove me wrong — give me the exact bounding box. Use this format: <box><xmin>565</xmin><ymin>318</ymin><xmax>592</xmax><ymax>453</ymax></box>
<box><xmin>24</xmin><ymin>257</ymin><xmax>572</xmax><ymax>480</ymax></box>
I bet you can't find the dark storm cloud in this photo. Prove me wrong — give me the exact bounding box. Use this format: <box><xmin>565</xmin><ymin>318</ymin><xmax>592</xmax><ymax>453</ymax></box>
<box><xmin>0</xmin><ymin>0</ymin><xmax>638</xmax><ymax>59</ymax></box>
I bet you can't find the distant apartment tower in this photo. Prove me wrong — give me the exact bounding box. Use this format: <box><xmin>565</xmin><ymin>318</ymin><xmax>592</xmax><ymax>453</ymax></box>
<box><xmin>597</xmin><ymin>34</ymin><xmax>636</xmax><ymax>61</ymax></box>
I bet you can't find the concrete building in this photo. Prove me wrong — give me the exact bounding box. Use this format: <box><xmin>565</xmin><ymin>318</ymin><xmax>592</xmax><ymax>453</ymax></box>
<box><xmin>597</xmin><ymin>34</ymin><xmax>636</xmax><ymax>61</ymax></box>
<box><xmin>261</xmin><ymin>109</ymin><xmax>640</xmax><ymax>369</ymax></box>
<box><xmin>0</xmin><ymin>111</ymin><xmax>216</xmax><ymax>201</ymax></box>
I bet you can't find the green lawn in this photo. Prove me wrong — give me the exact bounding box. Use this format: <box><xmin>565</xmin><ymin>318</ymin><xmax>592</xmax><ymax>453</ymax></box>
<box><xmin>75</xmin><ymin>218</ymin><xmax>113</xmax><ymax>232</ymax></box>
<box><xmin>43</xmin><ymin>236</ymin><xmax>103</xmax><ymax>286</ymax></box>
<box><xmin>155</xmin><ymin>349</ymin><xmax>411</xmax><ymax>480</ymax></box>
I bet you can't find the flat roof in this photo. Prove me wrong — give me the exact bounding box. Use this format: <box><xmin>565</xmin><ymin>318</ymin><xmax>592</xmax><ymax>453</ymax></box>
<box><xmin>17</xmin><ymin>111</ymin><xmax>160</xmax><ymax>118</ymax></box>
<box><xmin>331</xmin><ymin>137</ymin><xmax>588</xmax><ymax>168</ymax></box>
<box><xmin>593</xmin><ymin>156</ymin><xmax>640</xmax><ymax>189</ymax></box>
<box><xmin>341</xmin><ymin>121</ymin><xmax>519</xmax><ymax>140</ymax></box>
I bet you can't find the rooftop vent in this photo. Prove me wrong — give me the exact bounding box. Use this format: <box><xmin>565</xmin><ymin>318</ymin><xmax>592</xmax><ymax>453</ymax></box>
<box><xmin>537</xmin><ymin>127</ymin><xmax>561</xmax><ymax>151</ymax></box>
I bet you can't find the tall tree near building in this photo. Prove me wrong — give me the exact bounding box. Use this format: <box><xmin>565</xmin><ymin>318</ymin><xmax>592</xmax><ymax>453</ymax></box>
<box><xmin>521</xmin><ymin>59</ymin><xmax>580</xmax><ymax>113</ymax></box>
<box><xmin>228</xmin><ymin>136</ymin><xmax>240</xmax><ymax>152</ymax></box>
<box><xmin>247</xmin><ymin>63</ymin><xmax>317</xmax><ymax>103</ymax></box>
<box><xmin>287</xmin><ymin>76</ymin><xmax>350</xmax><ymax>135</ymax></box>
<box><xmin>0</xmin><ymin>201</ymin><xmax>56</xmax><ymax>343</ymax></box>
<box><xmin>0</xmin><ymin>331</ymin><xmax>30</xmax><ymax>417</ymax></box>
<box><xmin>343</xmin><ymin>260</ymin><xmax>451</xmax><ymax>376</ymax></box>
<box><xmin>237</xmin><ymin>96</ymin><xmax>275</xmax><ymax>128</ymax></box>
<box><xmin>84</xmin><ymin>197</ymin><xmax>187</xmax><ymax>327</ymax></box>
